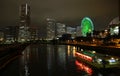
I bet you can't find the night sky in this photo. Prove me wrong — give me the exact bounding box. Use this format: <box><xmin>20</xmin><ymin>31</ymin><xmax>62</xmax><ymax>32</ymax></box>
<box><xmin>0</xmin><ymin>0</ymin><xmax>119</xmax><ymax>31</ymax></box>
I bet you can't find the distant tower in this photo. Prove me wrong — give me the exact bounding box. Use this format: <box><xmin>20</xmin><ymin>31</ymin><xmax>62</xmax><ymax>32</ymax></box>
<box><xmin>56</xmin><ymin>23</ymin><xmax>66</xmax><ymax>38</ymax></box>
<box><xmin>18</xmin><ymin>3</ymin><xmax>31</xmax><ymax>42</ymax></box>
<box><xmin>46</xmin><ymin>18</ymin><xmax>56</xmax><ymax>40</ymax></box>
<box><xmin>20</xmin><ymin>3</ymin><xmax>30</xmax><ymax>26</ymax></box>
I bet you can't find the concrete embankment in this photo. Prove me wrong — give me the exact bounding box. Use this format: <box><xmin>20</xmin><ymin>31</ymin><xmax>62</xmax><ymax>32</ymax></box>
<box><xmin>57</xmin><ymin>42</ymin><xmax>120</xmax><ymax>57</ymax></box>
<box><xmin>0</xmin><ymin>43</ymin><xmax>29</xmax><ymax>70</ymax></box>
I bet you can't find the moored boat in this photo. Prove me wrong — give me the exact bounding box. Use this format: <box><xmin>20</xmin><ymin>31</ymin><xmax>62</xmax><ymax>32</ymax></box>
<box><xmin>75</xmin><ymin>50</ymin><xmax>120</xmax><ymax>69</ymax></box>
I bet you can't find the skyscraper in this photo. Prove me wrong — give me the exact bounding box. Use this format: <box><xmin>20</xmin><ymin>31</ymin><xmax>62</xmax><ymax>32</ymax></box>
<box><xmin>18</xmin><ymin>3</ymin><xmax>31</xmax><ymax>42</ymax></box>
<box><xmin>56</xmin><ymin>23</ymin><xmax>66</xmax><ymax>38</ymax></box>
<box><xmin>20</xmin><ymin>3</ymin><xmax>30</xmax><ymax>26</ymax></box>
<box><xmin>46</xmin><ymin>18</ymin><xmax>56</xmax><ymax>40</ymax></box>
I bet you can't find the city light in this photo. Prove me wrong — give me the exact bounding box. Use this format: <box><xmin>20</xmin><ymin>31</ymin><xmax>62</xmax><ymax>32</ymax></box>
<box><xmin>0</xmin><ymin>1</ymin><xmax>120</xmax><ymax>76</ymax></box>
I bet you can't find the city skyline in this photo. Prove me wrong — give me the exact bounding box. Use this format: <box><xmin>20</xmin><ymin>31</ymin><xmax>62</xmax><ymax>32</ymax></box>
<box><xmin>0</xmin><ymin>0</ymin><xmax>119</xmax><ymax>31</ymax></box>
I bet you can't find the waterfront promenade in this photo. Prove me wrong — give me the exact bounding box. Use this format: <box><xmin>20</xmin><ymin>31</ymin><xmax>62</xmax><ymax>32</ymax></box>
<box><xmin>29</xmin><ymin>40</ymin><xmax>120</xmax><ymax>56</ymax></box>
<box><xmin>56</xmin><ymin>41</ymin><xmax>120</xmax><ymax>57</ymax></box>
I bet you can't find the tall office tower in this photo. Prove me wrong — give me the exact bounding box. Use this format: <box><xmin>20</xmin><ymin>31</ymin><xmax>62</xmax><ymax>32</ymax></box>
<box><xmin>46</xmin><ymin>18</ymin><xmax>56</xmax><ymax>40</ymax></box>
<box><xmin>18</xmin><ymin>3</ymin><xmax>31</xmax><ymax>42</ymax></box>
<box><xmin>56</xmin><ymin>23</ymin><xmax>66</xmax><ymax>38</ymax></box>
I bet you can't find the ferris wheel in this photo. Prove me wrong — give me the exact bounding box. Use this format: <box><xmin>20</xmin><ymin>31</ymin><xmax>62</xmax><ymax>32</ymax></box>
<box><xmin>81</xmin><ymin>17</ymin><xmax>94</xmax><ymax>37</ymax></box>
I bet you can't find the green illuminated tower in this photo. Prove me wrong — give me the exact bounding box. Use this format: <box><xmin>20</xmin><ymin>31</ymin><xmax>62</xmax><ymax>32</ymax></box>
<box><xmin>81</xmin><ymin>17</ymin><xmax>94</xmax><ymax>37</ymax></box>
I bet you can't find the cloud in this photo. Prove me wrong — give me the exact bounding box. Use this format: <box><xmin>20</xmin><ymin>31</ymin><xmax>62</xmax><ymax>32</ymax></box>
<box><xmin>0</xmin><ymin>0</ymin><xmax>119</xmax><ymax>30</ymax></box>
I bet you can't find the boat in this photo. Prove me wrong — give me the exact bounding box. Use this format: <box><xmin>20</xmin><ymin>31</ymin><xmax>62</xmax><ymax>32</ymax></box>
<box><xmin>75</xmin><ymin>50</ymin><xmax>120</xmax><ymax>69</ymax></box>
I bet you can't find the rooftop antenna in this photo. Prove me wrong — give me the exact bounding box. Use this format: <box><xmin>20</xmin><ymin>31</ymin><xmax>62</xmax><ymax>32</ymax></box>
<box><xmin>23</xmin><ymin>0</ymin><xmax>31</xmax><ymax>5</ymax></box>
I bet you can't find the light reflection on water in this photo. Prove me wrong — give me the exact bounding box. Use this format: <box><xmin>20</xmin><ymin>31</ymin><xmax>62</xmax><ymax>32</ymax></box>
<box><xmin>1</xmin><ymin>44</ymin><xmax>120</xmax><ymax>76</ymax></box>
<box><xmin>19</xmin><ymin>44</ymin><xmax>120</xmax><ymax>76</ymax></box>
<box><xmin>20</xmin><ymin>46</ymin><xmax>31</xmax><ymax>76</ymax></box>
<box><xmin>75</xmin><ymin>60</ymin><xmax>93</xmax><ymax>76</ymax></box>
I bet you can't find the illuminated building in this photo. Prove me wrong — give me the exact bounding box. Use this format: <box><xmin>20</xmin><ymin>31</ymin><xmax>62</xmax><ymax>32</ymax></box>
<box><xmin>56</xmin><ymin>23</ymin><xmax>66</xmax><ymax>38</ymax></box>
<box><xmin>19</xmin><ymin>3</ymin><xmax>30</xmax><ymax>26</ymax></box>
<box><xmin>109</xmin><ymin>17</ymin><xmax>120</xmax><ymax>36</ymax></box>
<box><xmin>18</xmin><ymin>3</ymin><xmax>31</xmax><ymax>42</ymax></box>
<box><xmin>66</xmin><ymin>26</ymin><xmax>76</xmax><ymax>34</ymax></box>
<box><xmin>109</xmin><ymin>25</ymin><xmax>119</xmax><ymax>35</ymax></box>
<box><xmin>66</xmin><ymin>26</ymin><xmax>76</xmax><ymax>39</ymax></box>
<box><xmin>0</xmin><ymin>31</ymin><xmax>4</xmax><ymax>43</ymax></box>
<box><xmin>46</xmin><ymin>18</ymin><xmax>56</xmax><ymax>40</ymax></box>
<box><xmin>81</xmin><ymin>17</ymin><xmax>94</xmax><ymax>37</ymax></box>
<box><xmin>76</xmin><ymin>26</ymin><xmax>82</xmax><ymax>37</ymax></box>
<box><xmin>0</xmin><ymin>26</ymin><xmax>19</xmax><ymax>44</ymax></box>
<box><xmin>30</xmin><ymin>27</ymin><xmax>38</xmax><ymax>40</ymax></box>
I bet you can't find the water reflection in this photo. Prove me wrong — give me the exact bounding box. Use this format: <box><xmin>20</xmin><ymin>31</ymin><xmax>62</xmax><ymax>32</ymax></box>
<box><xmin>18</xmin><ymin>44</ymin><xmax>120</xmax><ymax>76</ymax></box>
<box><xmin>46</xmin><ymin>45</ymin><xmax>72</xmax><ymax>76</ymax></box>
<box><xmin>47</xmin><ymin>45</ymin><xmax>56</xmax><ymax>75</ymax></box>
<box><xmin>75</xmin><ymin>60</ymin><xmax>93</xmax><ymax>76</ymax></box>
<box><xmin>67</xmin><ymin>45</ymin><xmax>76</xmax><ymax>57</ymax></box>
<box><xmin>57</xmin><ymin>45</ymin><xmax>67</xmax><ymax>70</ymax></box>
<box><xmin>1</xmin><ymin>44</ymin><xmax>120</xmax><ymax>76</ymax></box>
<box><xmin>19</xmin><ymin>46</ymin><xmax>30</xmax><ymax>76</ymax></box>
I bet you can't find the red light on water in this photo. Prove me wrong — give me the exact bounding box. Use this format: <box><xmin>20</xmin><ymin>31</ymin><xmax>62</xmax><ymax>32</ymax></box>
<box><xmin>75</xmin><ymin>60</ymin><xmax>93</xmax><ymax>75</ymax></box>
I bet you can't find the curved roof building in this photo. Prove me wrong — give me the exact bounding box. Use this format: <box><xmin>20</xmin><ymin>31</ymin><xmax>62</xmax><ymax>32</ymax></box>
<box><xmin>109</xmin><ymin>17</ymin><xmax>120</xmax><ymax>25</ymax></box>
<box><xmin>109</xmin><ymin>17</ymin><xmax>120</xmax><ymax>35</ymax></box>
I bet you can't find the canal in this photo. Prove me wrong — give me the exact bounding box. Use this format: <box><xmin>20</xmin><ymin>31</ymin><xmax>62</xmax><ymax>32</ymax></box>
<box><xmin>0</xmin><ymin>44</ymin><xmax>120</xmax><ymax>76</ymax></box>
